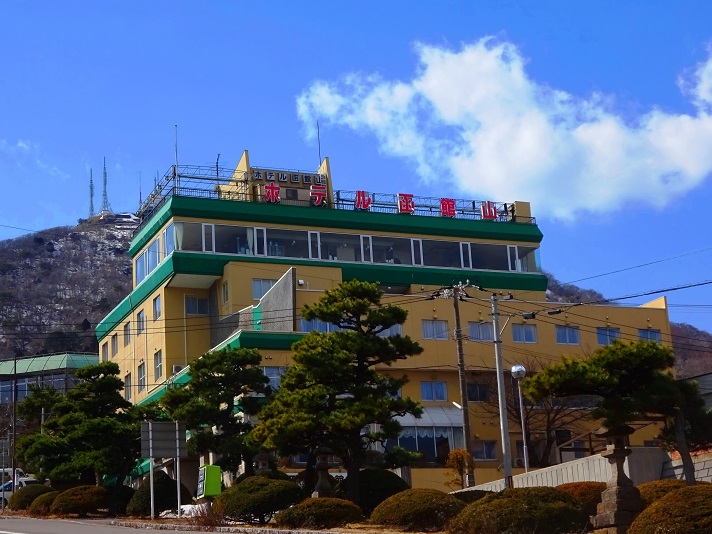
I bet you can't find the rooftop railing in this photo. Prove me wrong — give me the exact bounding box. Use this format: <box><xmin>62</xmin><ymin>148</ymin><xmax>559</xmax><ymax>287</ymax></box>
<box><xmin>135</xmin><ymin>165</ymin><xmax>535</xmax><ymax>235</ymax></box>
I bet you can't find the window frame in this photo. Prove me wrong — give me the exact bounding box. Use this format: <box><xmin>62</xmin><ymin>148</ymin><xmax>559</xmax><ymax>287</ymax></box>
<box><xmin>137</xmin><ymin>363</ymin><xmax>146</xmax><ymax>392</ymax></box>
<box><xmin>472</xmin><ymin>440</ymin><xmax>498</xmax><ymax>461</ymax></box>
<box><xmin>154</xmin><ymin>350</ymin><xmax>163</xmax><ymax>381</ymax></box>
<box><xmin>422</xmin><ymin>319</ymin><xmax>449</xmax><ymax>340</ymax></box>
<box><xmin>123</xmin><ymin>322</ymin><xmax>131</xmax><ymax>346</ymax></box>
<box><xmin>137</xmin><ymin>310</ymin><xmax>146</xmax><ymax>334</ymax></box>
<box><xmin>153</xmin><ymin>295</ymin><xmax>161</xmax><ymax>321</ymax></box>
<box><xmin>597</xmin><ymin>327</ymin><xmax>620</xmax><ymax>346</ymax></box>
<box><xmin>512</xmin><ymin>323</ymin><xmax>537</xmax><ymax>343</ymax></box>
<box><xmin>110</xmin><ymin>333</ymin><xmax>118</xmax><ymax>357</ymax></box>
<box><xmin>555</xmin><ymin>325</ymin><xmax>580</xmax><ymax>345</ymax></box>
<box><xmin>421</xmin><ymin>381</ymin><xmax>447</xmax><ymax>401</ymax></box>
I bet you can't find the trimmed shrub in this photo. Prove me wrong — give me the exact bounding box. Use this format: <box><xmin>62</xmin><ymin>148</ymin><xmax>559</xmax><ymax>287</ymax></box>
<box><xmin>108</xmin><ymin>484</ymin><xmax>136</xmax><ymax>515</ymax></box>
<box><xmin>213</xmin><ymin>476</ymin><xmax>302</xmax><ymax>524</ymax></box>
<box><xmin>28</xmin><ymin>490</ymin><xmax>60</xmax><ymax>516</ymax></box>
<box><xmin>371</xmin><ymin>488</ymin><xmax>465</xmax><ymax>531</ymax></box>
<box><xmin>125</xmin><ymin>470</ymin><xmax>192</xmax><ymax>517</ymax></box>
<box><xmin>274</xmin><ymin>497</ymin><xmax>364</xmax><ymax>529</ymax></box>
<box><xmin>634</xmin><ymin>479</ymin><xmax>711</xmax><ymax>508</ymax></box>
<box><xmin>556</xmin><ymin>481</ymin><xmax>607</xmax><ymax>517</ymax></box>
<box><xmin>50</xmin><ymin>485</ymin><xmax>110</xmax><ymax>517</ymax></box>
<box><xmin>338</xmin><ymin>468</ymin><xmax>409</xmax><ymax>517</ymax></box>
<box><xmin>451</xmin><ymin>488</ymin><xmax>492</xmax><ymax>504</ymax></box>
<box><xmin>629</xmin><ymin>484</ymin><xmax>712</xmax><ymax>534</ymax></box>
<box><xmin>8</xmin><ymin>484</ymin><xmax>55</xmax><ymax>510</ymax></box>
<box><xmin>448</xmin><ymin>486</ymin><xmax>588</xmax><ymax>534</ymax></box>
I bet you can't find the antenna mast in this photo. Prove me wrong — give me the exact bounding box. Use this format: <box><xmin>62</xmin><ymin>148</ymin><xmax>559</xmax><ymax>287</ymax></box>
<box><xmin>100</xmin><ymin>157</ymin><xmax>113</xmax><ymax>213</ymax></box>
<box><xmin>88</xmin><ymin>168</ymin><xmax>95</xmax><ymax>217</ymax></box>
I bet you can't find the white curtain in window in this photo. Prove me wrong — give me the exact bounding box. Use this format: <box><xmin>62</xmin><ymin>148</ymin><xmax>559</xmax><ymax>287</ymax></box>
<box><xmin>175</xmin><ymin>222</ymin><xmax>184</xmax><ymax>251</ymax></box>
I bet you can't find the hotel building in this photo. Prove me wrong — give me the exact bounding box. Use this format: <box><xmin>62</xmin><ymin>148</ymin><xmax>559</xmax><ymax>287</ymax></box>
<box><xmin>97</xmin><ymin>150</ymin><xmax>670</xmax><ymax>489</ymax></box>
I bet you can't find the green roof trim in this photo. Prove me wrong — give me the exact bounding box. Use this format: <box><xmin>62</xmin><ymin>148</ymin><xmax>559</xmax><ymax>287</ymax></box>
<box><xmin>137</xmin><ymin>330</ymin><xmax>303</xmax><ymax>405</ymax></box>
<box><xmin>0</xmin><ymin>353</ymin><xmax>99</xmax><ymax>375</ymax></box>
<box><xmin>130</xmin><ymin>195</ymin><xmax>544</xmax><ymax>257</ymax></box>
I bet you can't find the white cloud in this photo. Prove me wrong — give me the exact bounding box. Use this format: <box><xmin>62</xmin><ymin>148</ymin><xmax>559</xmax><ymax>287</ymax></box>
<box><xmin>296</xmin><ymin>38</ymin><xmax>712</xmax><ymax>219</ymax></box>
<box><xmin>0</xmin><ymin>138</ymin><xmax>69</xmax><ymax>180</ymax></box>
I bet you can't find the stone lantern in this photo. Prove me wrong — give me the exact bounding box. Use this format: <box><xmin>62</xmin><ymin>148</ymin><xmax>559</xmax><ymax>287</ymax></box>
<box><xmin>311</xmin><ymin>446</ymin><xmax>335</xmax><ymax>498</ymax></box>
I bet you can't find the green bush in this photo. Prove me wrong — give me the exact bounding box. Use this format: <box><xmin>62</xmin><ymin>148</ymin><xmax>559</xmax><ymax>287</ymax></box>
<box><xmin>338</xmin><ymin>468</ymin><xmax>409</xmax><ymax>517</ymax></box>
<box><xmin>448</xmin><ymin>486</ymin><xmax>588</xmax><ymax>534</ymax></box>
<box><xmin>371</xmin><ymin>488</ymin><xmax>465</xmax><ymax>531</ymax></box>
<box><xmin>451</xmin><ymin>488</ymin><xmax>492</xmax><ymax>504</ymax></box>
<box><xmin>635</xmin><ymin>479</ymin><xmax>711</xmax><ymax>508</ymax></box>
<box><xmin>108</xmin><ymin>484</ymin><xmax>135</xmax><ymax>515</ymax></box>
<box><xmin>556</xmin><ymin>481</ymin><xmax>607</xmax><ymax>517</ymax></box>
<box><xmin>213</xmin><ymin>476</ymin><xmax>302</xmax><ymax>524</ymax></box>
<box><xmin>629</xmin><ymin>484</ymin><xmax>712</xmax><ymax>534</ymax></box>
<box><xmin>8</xmin><ymin>484</ymin><xmax>55</xmax><ymax>510</ymax></box>
<box><xmin>274</xmin><ymin>497</ymin><xmax>364</xmax><ymax>529</ymax></box>
<box><xmin>50</xmin><ymin>485</ymin><xmax>110</xmax><ymax>517</ymax></box>
<box><xmin>28</xmin><ymin>491</ymin><xmax>60</xmax><ymax>516</ymax></box>
<box><xmin>125</xmin><ymin>470</ymin><xmax>192</xmax><ymax>517</ymax></box>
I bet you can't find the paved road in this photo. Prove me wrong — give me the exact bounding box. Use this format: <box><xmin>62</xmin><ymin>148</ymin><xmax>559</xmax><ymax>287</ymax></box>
<box><xmin>0</xmin><ymin>517</ymin><xmax>213</xmax><ymax>534</ymax></box>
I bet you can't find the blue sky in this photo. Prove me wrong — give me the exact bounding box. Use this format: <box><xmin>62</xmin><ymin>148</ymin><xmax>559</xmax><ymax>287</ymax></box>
<box><xmin>2</xmin><ymin>1</ymin><xmax>712</xmax><ymax>333</ymax></box>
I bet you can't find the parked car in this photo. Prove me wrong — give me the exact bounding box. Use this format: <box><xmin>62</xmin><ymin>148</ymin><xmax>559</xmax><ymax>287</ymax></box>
<box><xmin>0</xmin><ymin>477</ymin><xmax>42</xmax><ymax>507</ymax></box>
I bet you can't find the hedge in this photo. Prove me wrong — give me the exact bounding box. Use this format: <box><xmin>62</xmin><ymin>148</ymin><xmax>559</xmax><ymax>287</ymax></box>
<box><xmin>629</xmin><ymin>484</ymin><xmax>712</xmax><ymax>534</ymax></box>
<box><xmin>125</xmin><ymin>470</ymin><xmax>192</xmax><ymax>517</ymax></box>
<box><xmin>274</xmin><ymin>497</ymin><xmax>364</xmax><ymax>529</ymax></box>
<box><xmin>371</xmin><ymin>488</ymin><xmax>465</xmax><ymax>531</ymax></box>
<box><xmin>213</xmin><ymin>476</ymin><xmax>302</xmax><ymax>524</ymax></box>
<box><xmin>50</xmin><ymin>485</ymin><xmax>110</xmax><ymax>517</ymax></box>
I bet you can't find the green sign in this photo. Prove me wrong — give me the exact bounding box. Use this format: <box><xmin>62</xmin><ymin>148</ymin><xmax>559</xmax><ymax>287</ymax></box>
<box><xmin>196</xmin><ymin>465</ymin><xmax>221</xmax><ymax>498</ymax></box>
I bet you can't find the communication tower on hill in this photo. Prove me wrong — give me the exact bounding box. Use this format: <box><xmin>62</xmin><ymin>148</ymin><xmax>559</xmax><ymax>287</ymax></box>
<box><xmin>100</xmin><ymin>157</ymin><xmax>113</xmax><ymax>213</ymax></box>
<box><xmin>88</xmin><ymin>168</ymin><xmax>95</xmax><ymax>217</ymax></box>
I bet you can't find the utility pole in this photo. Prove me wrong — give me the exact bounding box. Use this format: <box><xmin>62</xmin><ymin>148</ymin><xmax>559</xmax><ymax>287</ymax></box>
<box><xmin>491</xmin><ymin>293</ymin><xmax>514</xmax><ymax>488</ymax></box>
<box><xmin>451</xmin><ymin>282</ymin><xmax>475</xmax><ymax>487</ymax></box>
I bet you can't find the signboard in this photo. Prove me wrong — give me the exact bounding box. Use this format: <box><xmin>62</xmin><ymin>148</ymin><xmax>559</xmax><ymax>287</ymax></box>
<box><xmin>196</xmin><ymin>465</ymin><xmax>222</xmax><ymax>499</ymax></box>
<box><xmin>141</xmin><ymin>421</ymin><xmax>188</xmax><ymax>458</ymax></box>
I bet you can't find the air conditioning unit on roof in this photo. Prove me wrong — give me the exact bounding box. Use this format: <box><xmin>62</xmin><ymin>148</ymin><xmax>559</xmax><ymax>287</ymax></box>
<box><xmin>172</xmin><ymin>365</ymin><xmax>184</xmax><ymax>375</ymax></box>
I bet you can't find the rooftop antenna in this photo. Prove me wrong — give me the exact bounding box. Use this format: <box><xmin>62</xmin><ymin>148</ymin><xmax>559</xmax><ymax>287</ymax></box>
<box><xmin>174</xmin><ymin>124</ymin><xmax>180</xmax><ymax>190</ymax></box>
<box><xmin>138</xmin><ymin>172</ymin><xmax>143</xmax><ymax>207</ymax></box>
<box><xmin>100</xmin><ymin>157</ymin><xmax>112</xmax><ymax>213</ymax></box>
<box><xmin>216</xmin><ymin>153</ymin><xmax>220</xmax><ymax>180</ymax></box>
<box><xmin>88</xmin><ymin>168</ymin><xmax>95</xmax><ymax>217</ymax></box>
<box><xmin>317</xmin><ymin>121</ymin><xmax>322</xmax><ymax>164</ymax></box>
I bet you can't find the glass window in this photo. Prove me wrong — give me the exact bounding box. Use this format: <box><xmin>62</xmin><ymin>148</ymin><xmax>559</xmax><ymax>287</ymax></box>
<box><xmin>203</xmin><ymin>223</ymin><xmax>214</xmax><ymax>252</ymax></box>
<box><xmin>422</xmin><ymin>319</ymin><xmax>449</xmax><ymax>340</ymax></box>
<box><xmin>147</xmin><ymin>238</ymin><xmax>160</xmax><ymax>273</ymax></box>
<box><xmin>468</xmin><ymin>321</ymin><xmax>494</xmax><ymax>341</ymax></box>
<box><xmin>185</xmin><ymin>296</ymin><xmax>209</xmax><ymax>315</ymax></box>
<box><xmin>163</xmin><ymin>223</ymin><xmax>175</xmax><ymax>257</ymax></box>
<box><xmin>378</xmin><ymin>324</ymin><xmax>403</xmax><ymax>337</ymax></box>
<box><xmin>138</xmin><ymin>363</ymin><xmax>146</xmax><ymax>392</ymax></box>
<box><xmin>421</xmin><ymin>239</ymin><xmax>462</xmax><ymax>268</ymax></box>
<box><xmin>265</xmin><ymin>228</ymin><xmax>309</xmax><ymax>258</ymax></box>
<box><xmin>473</xmin><ymin>440</ymin><xmax>498</xmax><ymax>461</ymax></box>
<box><xmin>299</xmin><ymin>317</ymin><xmax>339</xmax><ymax>333</ymax></box>
<box><xmin>252</xmin><ymin>279</ymin><xmax>276</xmax><ymax>300</ymax></box>
<box><xmin>175</xmin><ymin>222</ymin><xmax>203</xmax><ymax>251</ymax></box>
<box><xmin>318</xmin><ymin>232</ymin><xmax>364</xmax><ymax>262</ymax></box>
<box><xmin>137</xmin><ymin>310</ymin><xmax>146</xmax><ymax>333</ymax></box>
<box><xmin>263</xmin><ymin>366</ymin><xmax>287</xmax><ymax>390</ymax></box>
<box><xmin>124</xmin><ymin>373</ymin><xmax>132</xmax><ymax>401</ymax></box>
<box><xmin>111</xmin><ymin>334</ymin><xmax>118</xmax><ymax>356</ymax></box>
<box><xmin>101</xmin><ymin>342</ymin><xmax>108</xmax><ymax>362</ymax></box>
<box><xmin>123</xmin><ymin>322</ymin><xmax>131</xmax><ymax>346</ymax></box>
<box><xmin>154</xmin><ymin>350</ymin><xmax>163</xmax><ymax>380</ymax></box>
<box><xmin>513</xmin><ymin>324</ymin><xmax>537</xmax><ymax>343</ymax></box>
<box><xmin>421</xmin><ymin>381</ymin><xmax>447</xmax><ymax>401</ymax></box>
<box><xmin>597</xmin><ymin>327</ymin><xmax>620</xmax><ymax>345</ymax></box>
<box><xmin>222</xmin><ymin>282</ymin><xmax>229</xmax><ymax>304</ymax></box>
<box><xmin>516</xmin><ymin>246</ymin><xmax>541</xmax><ymax>273</ymax></box>
<box><xmin>372</xmin><ymin>236</ymin><xmax>413</xmax><ymax>265</ymax></box>
<box><xmin>467</xmin><ymin>382</ymin><xmax>490</xmax><ymax>402</ymax></box>
<box><xmin>135</xmin><ymin>250</ymin><xmax>147</xmax><ymax>284</ymax></box>
<box><xmin>214</xmin><ymin>224</ymin><xmax>250</xmax><ymax>254</ymax></box>
<box><xmin>555</xmin><ymin>325</ymin><xmax>580</xmax><ymax>345</ymax></box>
<box><xmin>153</xmin><ymin>295</ymin><xmax>161</xmax><ymax>320</ymax></box>
<box><xmin>639</xmin><ymin>329</ymin><xmax>661</xmax><ymax>343</ymax></box>
<box><xmin>471</xmin><ymin>243</ymin><xmax>510</xmax><ymax>271</ymax></box>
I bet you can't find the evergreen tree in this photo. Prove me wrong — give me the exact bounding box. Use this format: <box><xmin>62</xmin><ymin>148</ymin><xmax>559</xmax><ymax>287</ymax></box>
<box><xmin>160</xmin><ymin>347</ymin><xmax>270</xmax><ymax>476</ymax></box>
<box><xmin>252</xmin><ymin>280</ymin><xmax>423</xmax><ymax>504</ymax></box>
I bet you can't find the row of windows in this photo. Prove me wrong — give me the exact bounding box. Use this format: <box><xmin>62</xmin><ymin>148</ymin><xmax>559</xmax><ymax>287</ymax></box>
<box><xmin>124</xmin><ymin>349</ymin><xmax>164</xmax><ymax>401</ymax></box>
<box><xmin>102</xmin><ymin>295</ymin><xmax>163</xmax><ymax>361</ymax></box>
<box><xmin>419</xmin><ymin>320</ymin><xmax>661</xmax><ymax>345</ymax></box>
<box><xmin>170</xmin><ymin>221</ymin><xmax>541</xmax><ymax>274</ymax></box>
<box><xmin>136</xmin><ymin>225</ymin><xmax>175</xmax><ymax>285</ymax></box>
<box><xmin>0</xmin><ymin>374</ymin><xmax>76</xmax><ymax>403</ymax></box>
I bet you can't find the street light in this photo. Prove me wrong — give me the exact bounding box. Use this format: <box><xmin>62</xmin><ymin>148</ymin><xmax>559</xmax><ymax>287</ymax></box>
<box><xmin>511</xmin><ymin>364</ymin><xmax>529</xmax><ymax>472</ymax></box>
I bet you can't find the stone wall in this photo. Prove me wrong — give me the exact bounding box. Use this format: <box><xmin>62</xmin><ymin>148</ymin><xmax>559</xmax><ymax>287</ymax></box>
<box><xmin>661</xmin><ymin>450</ymin><xmax>712</xmax><ymax>482</ymax></box>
